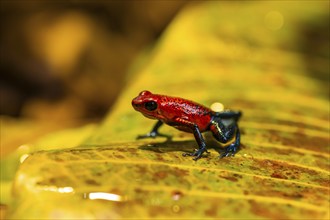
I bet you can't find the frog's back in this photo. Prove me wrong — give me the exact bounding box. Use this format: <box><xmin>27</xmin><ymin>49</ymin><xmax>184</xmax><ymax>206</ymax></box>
<box><xmin>158</xmin><ymin>95</ymin><xmax>212</xmax><ymax>132</ymax></box>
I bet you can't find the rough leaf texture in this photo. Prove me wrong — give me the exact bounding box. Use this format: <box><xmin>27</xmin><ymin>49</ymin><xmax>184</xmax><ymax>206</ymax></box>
<box><xmin>6</xmin><ymin>2</ymin><xmax>330</xmax><ymax>219</ymax></box>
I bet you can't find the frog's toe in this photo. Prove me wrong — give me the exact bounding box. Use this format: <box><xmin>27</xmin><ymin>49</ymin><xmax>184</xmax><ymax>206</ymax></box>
<box><xmin>136</xmin><ymin>134</ymin><xmax>155</xmax><ymax>140</ymax></box>
<box><xmin>183</xmin><ymin>148</ymin><xmax>209</xmax><ymax>160</ymax></box>
<box><xmin>182</xmin><ymin>149</ymin><xmax>198</xmax><ymax>157</ymax></box>
<box><xmin>220</xmin><ymin>144</ymin><xmax>237</xmax><ymax>158</ymax></box>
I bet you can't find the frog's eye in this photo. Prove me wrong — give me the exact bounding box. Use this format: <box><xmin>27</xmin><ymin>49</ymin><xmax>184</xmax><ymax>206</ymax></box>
<box><xmin>139</xmin><ymin>90</ymin><xmax>151</xmax><ymax>96</ymax></box>
<box><xmin>144</xmin><ymin>101</ymin><xmax>157</xmax><ymax>111</ymax></box>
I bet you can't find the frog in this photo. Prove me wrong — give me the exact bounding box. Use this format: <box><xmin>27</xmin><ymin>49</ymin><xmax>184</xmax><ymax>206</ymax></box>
<box><xmin>132</xmin><ymin>90</ymin><xmax>242</xmax><ymax>161</ymax></box>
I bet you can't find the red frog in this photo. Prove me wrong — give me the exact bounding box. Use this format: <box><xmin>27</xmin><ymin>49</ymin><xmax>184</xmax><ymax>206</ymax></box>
<box><xmin>132</xmin><ymin>90</ymin><xmax>241</xmax><ymax>160</ymax></box>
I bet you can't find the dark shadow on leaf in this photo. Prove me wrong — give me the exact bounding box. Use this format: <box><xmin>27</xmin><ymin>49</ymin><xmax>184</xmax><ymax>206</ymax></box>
<box><xmin>138</xmin><ymin>133</ymin><xmax>244</xmax><ymax>157</ymax></box>
<box><xmin>138</xmin><ymin>139</ymin><xmax>197</xmax><ymax>154</ymax></box>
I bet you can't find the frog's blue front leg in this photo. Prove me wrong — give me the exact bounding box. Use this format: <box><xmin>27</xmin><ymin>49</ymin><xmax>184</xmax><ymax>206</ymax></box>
<box><xmin>175</xmin><ymin>118</ymin><xmax>209</xmax><ymax>160</ymax></box>
<box><xmin>137</xmin><ymin>120</ymin><xmax>170</xmax><ymax>139</ymax></box>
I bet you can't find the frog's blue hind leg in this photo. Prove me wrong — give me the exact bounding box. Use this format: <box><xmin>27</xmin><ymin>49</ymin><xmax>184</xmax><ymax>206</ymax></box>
<box><xmin>220</xmin><ymin>127</ymin><xmax>240</xmax><ymax>157</ymax></box>
<box><xmin>213</xmin><ymin>110</ymin><xmax>241</xmax><ymax>121</ymax></box>
<box><xmin>209</xmin><ymin>111</ymin><xmax>241</xmax><ymax>157</ymax></box>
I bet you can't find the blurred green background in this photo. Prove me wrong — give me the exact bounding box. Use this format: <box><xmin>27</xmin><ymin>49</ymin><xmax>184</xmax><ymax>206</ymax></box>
<box><xmin>1</xmin><ymin>1</ymin><xmax>188</xmax><ymax>156</ymax></box>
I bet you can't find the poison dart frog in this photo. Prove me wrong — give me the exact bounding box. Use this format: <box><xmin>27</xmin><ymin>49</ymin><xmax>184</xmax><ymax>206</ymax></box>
<box><xmin>132</xmin><ymin>90</ymin><xmax>242</xmax><ymax>161</ymax></box>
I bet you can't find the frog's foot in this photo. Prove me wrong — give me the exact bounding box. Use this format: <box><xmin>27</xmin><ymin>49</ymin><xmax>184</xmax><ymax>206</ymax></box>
<box><xmin>183</xmin><ymin>147</ymin><xmax>209</xmax><ymax>161</ymax></box>
<box><xmin>137</xmin><ymin>132</ymin><xmax>171</xmax><ymax>140</ymax></box>
<box><xmin>220</xmin><ymin>143</ymin><xmax>238</xmax><ymax>158</ymax></box>
<box><xmin>137</xmin><ymin>131</ymin><xmax>157</xmax><ymax>139</ymax></box>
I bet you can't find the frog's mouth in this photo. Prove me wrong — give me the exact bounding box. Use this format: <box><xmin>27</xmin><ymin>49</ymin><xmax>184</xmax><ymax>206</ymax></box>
<box><xmin>141</xmin><ymin>112</ymin><xmax>158</xmax><ymax>120</ymax></box>
<box><xmin>139</xmin><ymin>109</ymin><xmax>166</xmax><ymax>121</ymax></box>
<box><xmin>132</xmin><ymin>103</ymin><xmax>156</xmax><ymax>119</ymax></box>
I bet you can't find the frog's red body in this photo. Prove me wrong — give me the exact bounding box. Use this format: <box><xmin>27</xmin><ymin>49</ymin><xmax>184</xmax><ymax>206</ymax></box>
<box><xmin>132</xmin><ymin>91</ymin><xmax>212</xmax><ymax>132</ymax></box>
<box><xmin>132</xmin><ymin>90</ymin><xmax>241</xmax><ymax>160</ymax></box>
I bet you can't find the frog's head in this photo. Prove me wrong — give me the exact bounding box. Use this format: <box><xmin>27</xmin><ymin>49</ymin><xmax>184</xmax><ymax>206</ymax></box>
<box><xmin>132</xmin><ymin>90</ymin><xmax>164</xmax><ymax>120</ymax></box>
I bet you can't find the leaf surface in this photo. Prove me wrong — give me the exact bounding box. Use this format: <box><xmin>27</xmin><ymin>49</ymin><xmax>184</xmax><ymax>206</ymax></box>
<box><xmin>7</xmin><ymin>2</ymin><xmax>330</xmax><ymax>219</ymax></box>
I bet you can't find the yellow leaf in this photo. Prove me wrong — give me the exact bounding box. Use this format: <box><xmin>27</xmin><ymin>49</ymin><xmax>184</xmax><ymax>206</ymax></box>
<box><xmin>5</xmin><ymin>1</ymin><xmax>330</xmax><ymax>219</ymax></box>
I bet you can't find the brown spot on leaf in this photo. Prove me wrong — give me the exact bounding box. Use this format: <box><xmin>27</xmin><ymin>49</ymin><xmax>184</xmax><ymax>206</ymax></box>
<box><xmin>171</xmin><ymin>167</ymin><xmax>189</xmax><ymax>177</ymax></box>
<box><xmin>233</xmin><ymin>173</ymin><xmax>243</xmax><ymax>179</ymax></box>
<box><xmin>271</xmin><ymin>172</ymin><xmax>288</xmax><ymax>179</ymax></box>
<box><xmin>200</xmin><ymin>169</ymin><xmax>207</xmax><ymax>174</ymax></box>
<box><xmin>314</xmin><ymin>157</ymin><xmax>330</xmax><ymax>171</ymax></box>
<box><xmin>123</xmin><ymin>147</ymin><xmax>138</xmax><ymax>154</ymax></box>
<box><xmin>313</xmin><ymin>178</ymin><xmax>330</xmax><ymax>187</ymax></box>
<box><xmin>249</xmin><ymin>200</ymin><xmax>288</xmax><ymax>219</ymax></box>
<box><xmin>49</xmin><ymin>178</ymin><xmax>57</xmax><ymax>184</ymax></box>
<box><xmin>267</xmin><ymin>147</ymin><xmax>305</xmax><ymax>156</ymax></box>
<box><xmin>281</xmin><ymin>133</ymin><xmax>329</xmax><ymax>153</ymax></box>
<box><xmin>253</xmin><ymin>158</ymin><xmax>319</xmax><ymax>178</ymax></box>
<box><xmin>154</xmin><ymin>171</ymin><xmax>168</xmax><ymax>179</ymax></box>
<box><xmin>204</xmin><ymin>202</ymin><xmax>218</xmax><ymax>217</ymax></box>
<box><xmin>85</xmin><ymin>179</ymin><xmax>100</xmax><ymax>186</ymax></box>
<box><xmin>219</xmin><ymin>174</ymin><xmax>239</xmax><ymax>182</ymax></box>
<box><xmin>155</xmin><ymin>153</ymin><xmax>166</xmax><ymax>162</ymax></box>
<box><xmin>114</xmin><ymin>154</ymin><xmax>125</xmax><ymax>159</ymax></box>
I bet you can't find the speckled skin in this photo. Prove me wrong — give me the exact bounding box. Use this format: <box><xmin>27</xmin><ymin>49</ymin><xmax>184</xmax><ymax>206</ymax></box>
<box><xmin>132</xmin><ymin>91</ymin><xmax>212</xmax><ymax>132</ymax></box>
<box><xmin>132</xmin><ymin>90</ymin><xmax>242</xmax><ymax>160</ymax></box>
